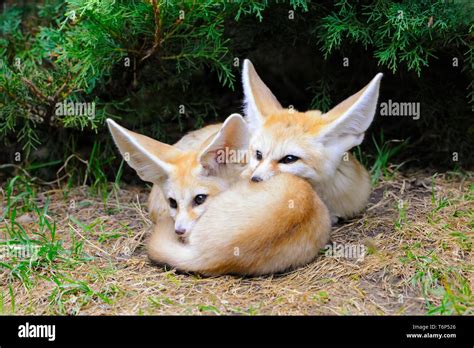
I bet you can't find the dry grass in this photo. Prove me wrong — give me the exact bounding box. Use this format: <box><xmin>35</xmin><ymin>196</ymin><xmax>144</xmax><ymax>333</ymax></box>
<box><xmin>0</xmin><ymin>170</ymin><xmax>473</xmax><ymax>315</ymax></box>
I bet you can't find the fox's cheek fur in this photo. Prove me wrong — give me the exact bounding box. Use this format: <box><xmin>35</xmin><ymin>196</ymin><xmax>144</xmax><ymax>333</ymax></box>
<box><xmin>278</xmin><ymin>161</ymin><xmax>319</xmax><ymax>182</ymax></box>
<box><xmin>295</xmin><ymin>139</ymin><xmax>343</xmax><ymax>181</ymax></box>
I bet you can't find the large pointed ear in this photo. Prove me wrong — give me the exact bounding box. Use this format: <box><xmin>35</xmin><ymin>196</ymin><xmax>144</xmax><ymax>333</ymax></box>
<box><xmin>198</xmin><ymin>114</ymin><xmax>249</xmax><ymax>173</ymax></box>
<box><xmin>242</xmin><ymin>59</ymin><xmax>282</xmax><ymax>132</ymax></box>
<box><xmin>106</xmin><ymin>119</ymin><xmax>181</xmax><ymax>183</ymax></box>
<box><xmin>317</xmin><ymin>73</ymin><xmax>383</xmax><ymax>153</ymax></box>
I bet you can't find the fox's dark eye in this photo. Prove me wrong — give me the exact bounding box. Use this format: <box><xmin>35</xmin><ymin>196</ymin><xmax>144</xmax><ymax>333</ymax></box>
<box><xmin>279</xmin><ymin>155</ymin><xmax>300</xmax><ymax>164</ymax></box>
<box><xmin>256</xmin><ymin>150</ymin><xmax>263</xmax><ymax>161</ymax></box>
<box><xmin>169</xmin><ymin>198</ymin><xmax>177</xmax><ymax>209</ymax></box>
<box><xmin>193</xmin><ymin>194</ymin><xmax>208</xmax><ymax>206</ymax></box>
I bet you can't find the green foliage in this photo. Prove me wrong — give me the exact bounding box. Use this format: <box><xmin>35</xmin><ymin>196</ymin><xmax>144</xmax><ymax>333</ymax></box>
<box><xmin>370</xmin><ymin>130</ymin><xmax>408</xmax><ymax>185</ymax></box>
<box><xmin>0</xmin><ymin>0</ymin><xmax>472</xmax><ymax>182</ymax></box>
<box><xmin>1</xmin><ymin>0</ymin><xmax>246</xmax><ymax>156</ymax></box>
<box><xmin>0</xmin><ymin>175</ymin><xmax>91</xmax><ymax>292</ymax></box>
<box><xmin>318</xmin><ymin>0</ymin><xmax>471</xmax><ymax>75</ymax></box>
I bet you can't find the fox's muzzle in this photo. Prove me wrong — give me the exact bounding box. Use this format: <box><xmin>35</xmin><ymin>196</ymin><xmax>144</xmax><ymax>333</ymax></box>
<box><xmin>248</xmin><ymin>160</ymin><xmax>278</xmax><ymax>182</ymax></box>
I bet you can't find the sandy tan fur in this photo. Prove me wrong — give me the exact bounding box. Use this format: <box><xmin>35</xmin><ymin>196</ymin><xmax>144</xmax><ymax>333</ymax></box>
<box><xmin>148</xmin><ymin>173</ymin><xmax>330</xmax><ymax>276</ymax></box>
<box><xmin>242</xmin><ymin>60</ymin><xmax>382</xmax><ymax>220</ymax></box>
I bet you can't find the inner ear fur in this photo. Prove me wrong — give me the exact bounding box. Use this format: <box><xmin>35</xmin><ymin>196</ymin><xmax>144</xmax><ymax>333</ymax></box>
<box><xmin>199</xmin><ymin>113</ymin><xmax>249</xmax><ymax>172</ymax></box>
<box><xmin>242</xmin><ymin>59</ymin><xmax>282</xmax><ymax>129</ymax></box>
<box><xmin>317</xmin><ymin>73</ymin><xmax>383</xmax><ymax>151</ymax></box>
<box><xmin>106</xmin><ymin>119</ymin><xmax>181</xmax><ymax>183</ymax></box>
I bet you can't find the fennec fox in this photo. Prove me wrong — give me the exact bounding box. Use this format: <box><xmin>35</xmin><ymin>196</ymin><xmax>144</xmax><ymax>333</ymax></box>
<box><xmin>107</xmin><ymin>115</ymin><xmax>330</xmax><ymax>275</ymax></box>
<box><xmin>241</xmin><ymin>59</ymin><xmax>382</xmax><ymax>221</ymax></box>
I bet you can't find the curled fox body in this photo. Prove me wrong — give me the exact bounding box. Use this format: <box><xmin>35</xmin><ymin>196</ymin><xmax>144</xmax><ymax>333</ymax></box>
<box><xmin>148</xmin><ymin>173</ymin><xmax>330</xmax><ymax>276</ymax></box>
<box><xmin>241</xmin><ymin>59</ymin><xmax>382</xmax><ymax>220</ymax></box>
<box><xmin>107</xmin><ymin>115</ymin><xmax>331</xmax><ymax>275</ymax></box>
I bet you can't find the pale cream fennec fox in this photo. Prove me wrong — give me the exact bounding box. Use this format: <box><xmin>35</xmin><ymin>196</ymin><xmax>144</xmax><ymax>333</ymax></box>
<box><xmin>107</xmin><ymin>115</ymin><xmax>331</xmax><ymax>275</ymax></box>
<box><xmin>107</xmin><ymin>114</ymin><xmax>247</xmax><ymax>237</ymax></box>
<box><xmin>241</xmin><ymin>59</ymin><xmax>382</xmax><ymax>221</ymax></box>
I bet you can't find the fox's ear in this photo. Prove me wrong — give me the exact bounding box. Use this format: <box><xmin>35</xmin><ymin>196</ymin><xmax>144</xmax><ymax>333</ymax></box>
<box><xmin>242</xmin><ymin>59</ymin><xmax>282</xmax><ymax>132</ymax></box>
<box><xmin>199</xmin><ymin>114</ymin><xmax>249</xmax><ymax>173</ymax></box>
<box><xmin>106</xmin><ymin>119</ymin><xmax>180</xmax><ymax>183</ymax></box>
<box><xmin>317</xmin><ymin>73</ymin><xmax>383</xmax><ymax>154</ymax></box>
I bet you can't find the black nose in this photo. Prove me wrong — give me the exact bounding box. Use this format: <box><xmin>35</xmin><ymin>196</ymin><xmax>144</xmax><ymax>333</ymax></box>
<box><xmin>175</xmin><ymin>228</ymin><xmax>186</xmax><ymax>235</ymax></box>
<box><xmin>251</xmin><ymin>176</ymin><xmax>263</xmax><ymax>183</ymax></box>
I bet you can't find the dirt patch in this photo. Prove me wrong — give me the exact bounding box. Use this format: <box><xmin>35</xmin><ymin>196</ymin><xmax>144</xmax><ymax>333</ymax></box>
<box><xmin>0</xmin><ymin>171</ymin><xmax>472</xmax><ymax>315</ymax></box>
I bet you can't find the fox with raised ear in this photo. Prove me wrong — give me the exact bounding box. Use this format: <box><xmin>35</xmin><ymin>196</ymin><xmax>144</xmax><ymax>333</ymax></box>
<box><xmin>241</xmin><ymin>59</ymin><xmax>383</xmax><ymax>221</ymax></box>
<box><xmin>107</xmin><ymin>114</ymin><xmax>331</xmax><ymax>276</ymax></box>
<box><xmin>107</xmin><ymin>114</ymin><xmax>248</xmax><ymax>238</ymax></box>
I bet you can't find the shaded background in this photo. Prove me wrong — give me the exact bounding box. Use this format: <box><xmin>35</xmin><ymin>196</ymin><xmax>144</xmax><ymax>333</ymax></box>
<box><xmin>1</xmin><ymin>0</ymin><xmax>472</xmax><ymax>186</ymax></box>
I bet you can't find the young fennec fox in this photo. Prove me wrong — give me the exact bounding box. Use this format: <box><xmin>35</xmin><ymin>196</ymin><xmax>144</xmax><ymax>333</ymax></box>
<box><xmin>241</xmin><ymin>59</ymin><xmax>383</xmax><ymax>221</ymax></box>
<box><xmin>107</xmin><ymin>114</ymin><xmax>248</xmax><ymax>238</ymax></box>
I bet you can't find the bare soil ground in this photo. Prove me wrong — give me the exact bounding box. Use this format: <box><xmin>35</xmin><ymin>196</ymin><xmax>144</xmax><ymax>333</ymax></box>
<box><xmin>0</xmin><ymin>171</ymin><xmax>472</xmax><ymax>315</ymax></box>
